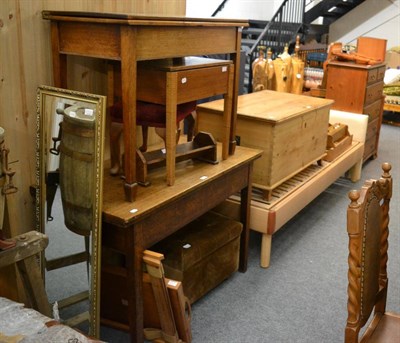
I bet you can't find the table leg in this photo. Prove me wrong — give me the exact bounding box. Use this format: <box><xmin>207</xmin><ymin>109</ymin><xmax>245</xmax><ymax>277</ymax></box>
<box><xmin>126</xmin><ymin>228</ymin><xmax>144</xmax><ymax>343</ymax></box>
<box><xmin>50</xmin><ymin>22</ymin><xmax>67</xmax><ymax>89</ymax></box>
<box><xmin>229</xmin><ymin>30</ymin><xmax>242</xmax><ymax>155</ymax></box>
<box><xmin>120</xmin><ymin>27</ymin><xmax>138</xmax><ymax>202</ymax></box>
<box><xmin>166</xmin><ymin>72</ymin><xmax>178</xmax><ymax>186</ymax></box>
<box><xmin>239</xmin><ymin>161</ymin><xmax>253</xmax><ymax>272</ymax></box>
<box><xmin>222</xmin><ymin>64</ymin><xmax>234</xmax><ymax>160</ymax></box>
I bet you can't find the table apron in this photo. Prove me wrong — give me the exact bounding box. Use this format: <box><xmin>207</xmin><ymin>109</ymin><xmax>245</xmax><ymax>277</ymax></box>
<box><xmin>141</xmin><ymin>164</ymin><xmax>249</xmax><ymax>247</ymax></box>
<box><xmin>102</xmin><ymin>163</ymin><xmax>250</xmax><ymax>252</ymax></box>
<box><xmin>56</xmin><ymin>22</ymin><xmax>239</xmax><ymax>60</ymax></box>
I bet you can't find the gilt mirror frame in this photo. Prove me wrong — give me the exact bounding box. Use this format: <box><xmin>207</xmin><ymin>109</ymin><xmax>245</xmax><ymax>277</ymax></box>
<box><xmin>36</xmin><ymin>85</ymin><xmax>106</xmax><ymax>337</ymax></box>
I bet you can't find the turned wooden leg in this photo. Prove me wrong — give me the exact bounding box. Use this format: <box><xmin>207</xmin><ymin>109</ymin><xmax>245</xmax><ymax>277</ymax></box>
<box><xmin>260</xmin><ymin>233</ymin><xmax>272</xmax><ymax>268</ymax></box>
<box><xmin>349</xmin><ymin>159</ymin><xmax>362</xmax><ymax>182</ymax></box>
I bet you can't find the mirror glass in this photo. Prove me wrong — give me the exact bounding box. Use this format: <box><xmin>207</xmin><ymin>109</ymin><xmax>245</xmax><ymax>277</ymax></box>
<box><xmin>36</xmin><ymin>85</ymin><xmax>106</xmax><ymax>337</ymax></box>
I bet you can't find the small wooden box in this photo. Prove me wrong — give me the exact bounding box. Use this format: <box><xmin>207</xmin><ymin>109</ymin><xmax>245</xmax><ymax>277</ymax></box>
<box><xmin>324</xmin><ymin>123</ymin><xmax>353</xmax><ymax>162</ymax></box>
<box><xmin>197</xmin><ymin>90</ymin><xmax>333</xmax><ymax>197</ymax></box>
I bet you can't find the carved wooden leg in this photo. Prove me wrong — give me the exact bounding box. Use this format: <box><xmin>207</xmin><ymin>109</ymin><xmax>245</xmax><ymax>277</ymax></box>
<box><xmin>260</xmin><ymin>233</ymin><xmax>272</xmax><ymax>268</ymax></box>
<box><xmin>110</xmin><ymin>121</ymin><xmax>123</xmax><ymax>176</ymax></box>
<box><xmin>154</xmin><ymin>126</ymin><xmax>181</xmax><ymax>147</ymax></box>
<box><xmin>139</xmin><ymin>126</ymin><xmax>149</xmax><ymax>152</ymax></box>
<box><xmin>186</xmin><ymin>111</ymin><xmax>196</xmax><ymax>142</ymax></box>
<box><xmin>155</xmin><ymin>127</ymin><xmax>167</xmax><ymax>148</ymax></box>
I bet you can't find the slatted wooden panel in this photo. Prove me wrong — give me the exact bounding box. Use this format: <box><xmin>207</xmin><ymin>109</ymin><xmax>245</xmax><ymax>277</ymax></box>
<box><xmin>0</xmin><ymin>0</ymin><xmax>185</xmax><ymax>236</ymax></box>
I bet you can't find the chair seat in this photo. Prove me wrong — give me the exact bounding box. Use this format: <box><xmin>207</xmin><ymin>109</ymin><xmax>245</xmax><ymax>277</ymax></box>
<box><xmin>361</xmin><ymin>312</ymin><xmax>400</xmax><ymax>342</ymax></box>
<box><xmin>110</xmin><ymin>100</ymin><xmax>197</xmax><ymax>127</ymax></box>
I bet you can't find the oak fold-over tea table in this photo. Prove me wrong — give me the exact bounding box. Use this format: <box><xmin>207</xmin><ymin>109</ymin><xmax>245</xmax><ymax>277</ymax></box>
<box><xmin>42</xmin><ymin>10</ymin><xmax>248</xmax><ymax>202</ymax></box>
<box><xmin>101</xmin><ymin>145</ymin><xmax>261</xmax><ymax>342</ymax></box>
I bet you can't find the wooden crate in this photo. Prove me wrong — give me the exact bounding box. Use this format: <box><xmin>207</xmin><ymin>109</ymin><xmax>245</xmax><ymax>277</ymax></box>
<box><xmin>197</xmin><ymin>90</ymin><xmax>333</xmax><ymax>199</ymax></box>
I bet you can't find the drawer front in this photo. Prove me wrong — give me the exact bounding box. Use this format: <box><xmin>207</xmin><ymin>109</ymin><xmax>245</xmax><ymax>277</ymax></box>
<box><xmin>137</xmin><ymin>64</ymin><xmax>233</xmax><ymax>104</ymax></box>
<box><xmin>363</xmin><ymin>138</ymin><xmax>376</xmax><ymax>160</ymax></box>
<box><xmin>366</xmin><ymin>65</ymin><xmax>385</xmax><ymax>84</ymax></box>
<box><xmin>363</xmin><ymin>98</ymin><xmax>383</xmax><ymax>122</ymax></box>
<box><xmin>364</xmin><ymin>81</ymin><xmax>384</xmax><ymax>105</ymax></box>
<box><xmin>366</xmin><ymin>118</ymin><xmax>379</xmax><ymax>140</ymax></box>
<box><xmin>377</xmin><ymin>65</ymin><xmax>386</xmax><ymax>82</ymax></box>
<box><xmin>176</xmin><ymin>64</ymin><xmax>232</xmax><ymax>103</ymax></box>
<box><xmin>364</xmin><ymin>117</ymin><xmax>379</xmax><ymax>160</ymax></box>
<box><xmin>366</xmin><ymin>68</ymin><xmax>378</xmax><ymax>85</ymax></box>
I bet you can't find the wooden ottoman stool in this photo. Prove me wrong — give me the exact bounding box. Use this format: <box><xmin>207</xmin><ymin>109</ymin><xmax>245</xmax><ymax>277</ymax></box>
<box><xmin>151</xmin><ymin>211</ymin><xmax>242</xmax><ymax>304</ymax></box>
<box><xmin>109</xmin><ymin>99</ymin><xmax>196</xmax><ymax>176</ymax></box>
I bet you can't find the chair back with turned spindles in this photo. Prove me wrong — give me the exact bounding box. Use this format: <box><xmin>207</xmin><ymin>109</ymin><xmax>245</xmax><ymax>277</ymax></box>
<box><xmin>345</xmin><ymin>162</ymin><xmax>400</xmax><ymax>342</ymax></box>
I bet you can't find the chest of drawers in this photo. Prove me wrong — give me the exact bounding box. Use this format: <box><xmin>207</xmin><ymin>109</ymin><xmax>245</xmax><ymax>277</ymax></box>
<box><xmin>325</xmin><ymin>61</ymin><xmax>386</xmax><ymax>161</ymax></box>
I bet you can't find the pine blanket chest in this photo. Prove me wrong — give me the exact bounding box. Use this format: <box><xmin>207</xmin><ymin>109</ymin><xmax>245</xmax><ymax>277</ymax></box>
<box><xmin>197</xmin><ymin>90</ymin><xmax>334</xmax><ymax>199</ymax></box>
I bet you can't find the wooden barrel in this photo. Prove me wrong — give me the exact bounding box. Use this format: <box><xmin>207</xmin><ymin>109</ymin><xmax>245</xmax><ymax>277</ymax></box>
<box><xmin>59</xmin><ymin>105</ymin><xmax>96</xmax><ymax>236</ymax></box>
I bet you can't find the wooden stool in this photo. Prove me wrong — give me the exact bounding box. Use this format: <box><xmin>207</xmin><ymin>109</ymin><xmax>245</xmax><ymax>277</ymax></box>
<box><xmin>109</xmin><ymin>99</ymin><xmax>197</xmax><ymax>176</ymax></box>
<box><xmin>109</xmin><ymin>57</ymin><xmax>234</xmax><ymax>186</ymax></box>
<box><xmin>137</xmin><ymin>56</ymin><xmax>234</xmax><ymax>186</ymax></box>
<box><xmin>0</xmin><ymin>231</ymin><xmax>51</xmax><ymax>317</ymax></box>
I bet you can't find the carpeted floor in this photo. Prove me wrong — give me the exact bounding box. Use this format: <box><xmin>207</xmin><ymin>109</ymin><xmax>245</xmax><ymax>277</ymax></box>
<box><xmin>48</xmin><ymin>123</ymin><xmax>399</xmax><ymax>343</ymax></box>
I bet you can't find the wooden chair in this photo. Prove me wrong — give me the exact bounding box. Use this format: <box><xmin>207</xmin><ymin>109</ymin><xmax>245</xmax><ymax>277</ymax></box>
<box><xmin>0</xmin><ymin>231</ymin><xmax>52</xmax><ymax>317</ymax></box>
<box><xmin>345</xmin><ymin>162</ymin><xmax>400</xmax><ymax>342</ymax></box>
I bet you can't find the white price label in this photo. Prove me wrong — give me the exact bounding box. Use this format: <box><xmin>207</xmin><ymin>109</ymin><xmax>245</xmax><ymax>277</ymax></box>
<box><xmin>84</xmin><ymin>108</ymin><xmax>94</xmax><ymax>116</ymax></box>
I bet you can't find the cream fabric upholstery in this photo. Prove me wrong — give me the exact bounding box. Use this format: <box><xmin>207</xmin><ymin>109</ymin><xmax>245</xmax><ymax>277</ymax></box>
<box><xmin>329</xmin><ymin>110</ymin><xmax>368</xmax><ymax>182</ymax></box>
<box><xmin>329</xmin><ymin>110</ymin><xmax>368</xmax><ymax>143</ymax></box>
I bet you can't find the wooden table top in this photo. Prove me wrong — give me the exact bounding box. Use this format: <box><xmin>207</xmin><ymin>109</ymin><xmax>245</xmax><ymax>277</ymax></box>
<box><xmin>197</xmin><ymin>90</ymin><xmax>334</xmax><ymax>123</ymax></box>
<box><xmin>42</xmin><ymin>10</ymin><xmax>249</xmax><ymax>27</ymax></box>
<box><xmin>102</xmin><ymin>145</ymin><xmax>262</xmax><ymax>227</ymax></box>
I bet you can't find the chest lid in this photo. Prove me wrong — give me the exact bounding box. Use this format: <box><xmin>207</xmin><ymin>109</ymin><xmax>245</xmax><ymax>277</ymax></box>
<box><xmin>200</xmin><ymin>90</ymin><xmax>333</xmax><ymax>124</ymax></box>
<box><xmin>238</xmin><ymin>90</ymin><xmax>333</xmax><ymax>123</ymax></box>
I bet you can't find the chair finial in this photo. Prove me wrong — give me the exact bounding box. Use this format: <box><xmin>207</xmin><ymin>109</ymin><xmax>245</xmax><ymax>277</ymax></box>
<box><xmin>381</xmin><ymin>162</ymin><xmax>391</xmax><ymax>178</ymax></box>
<box><xmin>348</xmin><ymin>190</ymin><xmax>360</xmax><ymax>207</ymax></box>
